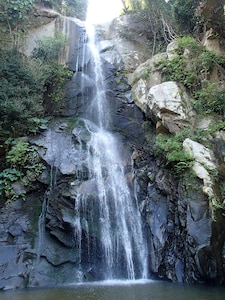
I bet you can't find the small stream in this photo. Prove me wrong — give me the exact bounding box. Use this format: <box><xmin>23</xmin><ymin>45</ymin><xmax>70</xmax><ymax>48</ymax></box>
<box><xmin>1</xmin><ymin>281</ymin><xmax>225</xmax><ymax>300</ymax></box>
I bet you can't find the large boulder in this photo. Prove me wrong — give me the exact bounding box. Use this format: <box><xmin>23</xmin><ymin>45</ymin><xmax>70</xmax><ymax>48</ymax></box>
<box><xmin>133</xmin><ymin>81</ymin><xmax>196</xmax><ymax>133</ymax></box>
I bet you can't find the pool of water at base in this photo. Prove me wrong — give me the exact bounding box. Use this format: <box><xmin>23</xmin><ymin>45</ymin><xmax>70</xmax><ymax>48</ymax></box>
<box><xmin>0</xmin><ymin>280</ymin><xmax>225</xmax><ymax>300</ymax></box>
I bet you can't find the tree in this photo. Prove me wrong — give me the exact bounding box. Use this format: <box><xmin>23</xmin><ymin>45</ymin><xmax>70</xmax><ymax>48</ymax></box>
<box><xmin>0</xmin><ymin>48</ymin><xmax>44</xmax><ymax>139</ymax></box>
<box><xmin>168</xmin><ymin>0</ymin><xmax>200</xmax><ymax>33</ymax></box>
<box><xmin>195</xmin><ymin>0</ymin><xmax>225</xmax><ymax>37</ymax></box>
<box><xmin>121</xmin><ymin>0</ymin><xmax>176</xmax><ymax>55</ymax></box>
<box><xmin>0</xmin><ymin>0</ymin><xmax>35</xmax><ymax>33</ymax></box>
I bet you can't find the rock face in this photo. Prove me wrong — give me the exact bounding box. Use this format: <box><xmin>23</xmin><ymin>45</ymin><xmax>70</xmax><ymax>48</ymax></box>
<box><xmin>109</xmin><ymin>14</ymin><xmax>152</xmax><ymax>73</ymax></box>
<box><xmin>22</xmin><ymin>7</ymin><xmax>86</xmax><ymax>66</ymax></box>
<box><xmin>0</xmin><ymin>16</ymin><xmax>147</xmax><ymax>289</ymax></box>
<box><xmin>0</xmin><ymin>11</ymin><xmax>225</xmax><ymax>291</ymax></box>
<box><xmin>129</xmin><ymin>38</ymin><xmax>225</xmax><ymax>284</ymax></box>
<box><xmin>113</xmin><ymin>16</ymin><xmax>225</xmax><ymax>284</ymax></box>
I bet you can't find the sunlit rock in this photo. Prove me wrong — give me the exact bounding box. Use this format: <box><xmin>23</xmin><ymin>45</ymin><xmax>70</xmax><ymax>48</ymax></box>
<box><xmin>128</xmin><ymin>53</ymin><xmax>166</xmax><ymax>86</ymax></box>
<box><xmin>183</xmin><ymin>138</ymin><xmax>217</xmax><ymax>197</ymax></box>
<box><xmin>108</xmin><ymin>15</ymin><xmax>151</xmax><ymax>73</ymax></box>
<box><xmin>140</xmin><ymin>81</ymin><xmax>195</xmax><ymax>133</ymax></box>
<box><xmin>183</xmin><ymin>138</ymin><xmax>216</xmax><ymax>170</ymax></box>
<box><xmin>166</xmin><ymin>40</ymin><xmax>178</xmax><ymax>59</ymax></box>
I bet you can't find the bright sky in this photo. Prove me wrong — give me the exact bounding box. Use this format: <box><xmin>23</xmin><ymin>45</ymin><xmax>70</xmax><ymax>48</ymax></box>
<box><xmin>86</xmin><ymin>0</ymin><xmax>123</xmax><ymax>24</ymax></box>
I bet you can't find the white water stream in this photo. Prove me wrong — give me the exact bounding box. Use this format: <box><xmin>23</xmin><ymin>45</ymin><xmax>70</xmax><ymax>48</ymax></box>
<box><xmin>72</xmin><ymin>1</ymin><xmax>148</xmax><ymax>280</ymax></box>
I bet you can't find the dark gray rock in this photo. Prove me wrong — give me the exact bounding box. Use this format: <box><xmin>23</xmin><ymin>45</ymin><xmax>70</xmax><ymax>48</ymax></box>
<box><xmin>1</xmin><ymin>13</ymin><xmax>225</xmax><ymax>291</ymax></box>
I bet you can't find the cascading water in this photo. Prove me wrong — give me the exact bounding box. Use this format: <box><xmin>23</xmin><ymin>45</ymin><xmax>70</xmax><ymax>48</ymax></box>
<box><xmin>72</xmin><ymin>1</ymin><xmax>148</xmax><ymax>281</ymax></box>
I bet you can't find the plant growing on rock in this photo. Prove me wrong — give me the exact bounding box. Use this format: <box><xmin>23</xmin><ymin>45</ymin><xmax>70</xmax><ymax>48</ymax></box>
<box><xmin>121</xmin><ymin>0</ymin><xmax>176</xmax><ymax>55</ymax></box>
<box><xmin>0</xmin><ymin>0</ymin><xmax>35</xmax><ymax>47</ymax></box>
<box><xmin>31</xmin><ymin>33</ymin><xmax>73</xmax><ymax>107</ymax></box>
<box><xmin>193</xmin><ymin>82</ymin><xmax>225</xmax><ymax>115</ymax></box>
<box><xmin>0</xmin><ymin>139</ymin><xmax>45</xmax><ymax>202</ymax></box>
<box><xmin>157</xmin><ymin>36</ymin><xmax>225</xmax><ymax>116</ymax></box>
<box><xmin>0</xmin><ymin>48</ymin><xmax>44</xmax><ymax>142</ymax></box>
<box><xmin>156</xmin><ymin>132</ymin><xmax>194</xmax><ymax>176</ymax></box>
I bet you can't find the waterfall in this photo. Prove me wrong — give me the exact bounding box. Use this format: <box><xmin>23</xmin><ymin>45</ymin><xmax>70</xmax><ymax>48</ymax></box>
<box><xmin>71</xmin><ymin>1</ymin><xmax>148</xmax><ymax>281</ymax></box>
<box><xmin>37</xmin><ymin>194</ymin><xmax>47</xmax><ymax>263</ymax></box>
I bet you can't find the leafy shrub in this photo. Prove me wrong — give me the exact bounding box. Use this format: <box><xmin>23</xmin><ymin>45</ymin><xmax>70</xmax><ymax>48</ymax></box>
<box><xmin>0</xmin><ymin>37</ymin><xmax>72</xmax><ymax>141</ymax></box>
<box><xmin>0</xmin><ymin>0</ymin><xmax>35</xmax><ymax>31</ymax></box>
<box><xmin>169</xmin><ymin>0</ymin><xmax>199</xmax><ymax>34</ymax></box>
<box><xmin>61</xmin><ymin>0</ymin><xmax>88</xmax><ymax>20</ymax></box>
<box><xmin>32</xmin><ymin>32</ymin><xmax>67</xmax><ymax>61</ymax></box>
<box><xmin>158</xmin><ymin>37</ymin><xmax>225</xmax><ymax>116</ymax></box>
<box><xmin>156</xmin><ymin>132</ymin><xmax>194</xmax><ymax>176</ymax></box>
<box><xmin>0</xmin><ymin>48</ymin><xmax>44</xmax><ymax>139</ymax></box>
<box><xmin>193</xmin><ymin>82</ymin><xmax>225</xmax><ymax>115</ymax></box>
<box><xmin>160</xmin><ymin>37</ymin><xmax>215</xmax><ymax>90</ymax></box>
<box><xmin>43</xmin><ymin>61</ymin><xmax>73</xmax><ymax>103</ymax></box>
<box><xmin>176</xmin><ymin>36</ymin><xmax>201</xmax><ymax>53</ymax></box>
<box><xmin>32</xmin><ymin>34</ymin><xmax>73</xmax><ymax>104</ymax></box>
<box><xmin>36</xmin><ymin>0</ymin><xmax>88</xmax><ymax>20</ymax></box>
<box><xmin>0</xmin><ymin>168</ymin><xmax>24</xmax><ymax>200</ymax></box>
<box><xmin>27</xmin><ymin>117</ymin><xmax>49</xmax><ymax>134</ymax></box>
<box><xmin>0</xmin><ymin>139</ymin><xmax>45</xmax><ymax>201</ymax></box>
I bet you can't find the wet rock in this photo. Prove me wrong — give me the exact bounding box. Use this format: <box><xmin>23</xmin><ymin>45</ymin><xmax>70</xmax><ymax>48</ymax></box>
<box><xmin>0</xmin><ymin>246</ymin><xmax>28</xmax><ymax>290</ymax></box>
<box><xmin>196</xmin><ymin>246</ymin><xmax>217</xmax><ymax>280</ymax></box>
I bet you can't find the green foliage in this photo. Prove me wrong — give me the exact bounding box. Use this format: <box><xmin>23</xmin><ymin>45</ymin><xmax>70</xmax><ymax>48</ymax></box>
<box><xmin>0</xmin><ymin>0</ymin><xmax>35</xmax><ymax>47</ymax></box>
<box><xmin>122</xmin><ymin>0</ymin><xmax>168</xmax><ymax>12</ymax></box>
<box><xmin>0</xmin><ymin>3</ymin><xmax>74</xmax><ymax>204</ymax></box>
<box><xmin>0</xmin><ymin>36</ymin><xmax>72</xmax><ymax>144</ymax></box>
<box><xmin>0</xmin><ymin>48</ymin><xmax>44</xmax><ymax>139</ymax></box>
<box><xmin>193</xmin><ymin>83</ymin><xmax>225</xmax><ymax>115</ymax></box>
<box><xmin>0</xmin><ymin>139</ymin><xmax>45</xmax><ymax>201</ymax></box>
<box><xmin>32</xmin><ymin>34</ymin><xmax>73</xmax><ymax>103</ymax></box>
<box><xmin>32</xmin><ymin>32</ymin><xmax>67</xmax><ymax>61</ymax></box>
<box><xmin>142</xmin><ymin>65</ymin><xmax>152</xmax><ymax>79</ymax></box>
<box><xmin>37</xmin><ymin>0</ymin><xmax>88</xmax><ymax>20</ymax></box>
<box><xmin>160</xmin><ymin>37</ymin><xmax>213</xmax><ymax>89</ymax></box>
<box><xmin>27</xmin><ymin>117</ymin><xmax>49</xmax><ymax>134</ymax></box>
<box><xmin>121</xmin><ymin>0</ymin><xmax>175</xmax><ymax>55</ymax></box>
<box><xmin>157</xmin><ymin>36</ymin><xmax>225</xmax><ymax>116</ymax></box>
<box><xmin>0</xmin><ymin>0</ymin><xmax>35</xmax><ymax>30</ymax></box>
<box><xmin>208</xmin><ymin>120</ymin><xmax>225</xmax><ymax>136</ymax></box>
<box><xmin>220</xmin><ymin>183</ymin><xmax>225</xmax><ymax>205</ymax></box>
<box><xmin>156</xmin><ymin>132</ymin><xmax>194</xmax><ymax>176</ymax></box>
<box><xmin>125</xmin><ymin>0</ymin><xmax>143</xmax><ymax>10</ymax></box>
<box><xmin>43</xmin><ymin>61</ymin><xmax>73</xmax><ymax>103</ymax></box>
<box><xmin>168</xmin><ymin>0</ymin><xmax>200</xmax><ymax>34</ymax></box>
<box><xmin>0</xmin><ymin>168</ymin><xmax>23</xmax><ymax>200</ymax></box>
<box><xmin>160</xmin><ymin>55</ymin><xmax>194</xmax><ymax>87</ymax></box>
<box><xmin>176</xmin><ymin>36</ymin><xmax>202</xmax><ymax>55</ymax></box>
<box><xmin>7</xmin><ymin>140</ymin><xmax>34</xmax><ymax>169</ymax></box>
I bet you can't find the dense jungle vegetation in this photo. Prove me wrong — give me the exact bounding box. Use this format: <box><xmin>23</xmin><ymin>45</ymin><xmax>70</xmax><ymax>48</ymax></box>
<box><xmin>0</xmin><ymin>0</ymin><xmax>225</xmax><ymax>202</ymax></box>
